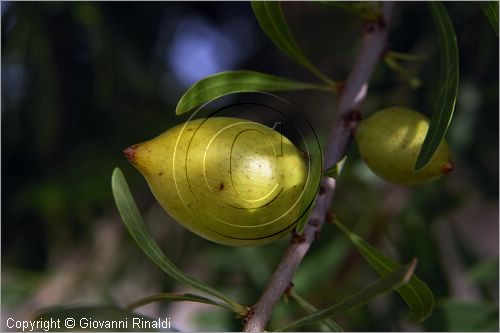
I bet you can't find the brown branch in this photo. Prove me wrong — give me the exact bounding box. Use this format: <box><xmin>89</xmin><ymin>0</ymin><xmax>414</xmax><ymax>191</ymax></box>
<box><xmin>242</xmin><ymin>3</ymin><xmax>395</xmax><ymax>331</ymax></box>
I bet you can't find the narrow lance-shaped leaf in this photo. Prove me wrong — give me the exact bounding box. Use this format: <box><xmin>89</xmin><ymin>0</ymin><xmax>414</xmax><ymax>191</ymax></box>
<box><xmin>415</xmin><ymin>2</ymin><xmax>459</xmax><ymax>170</ymax></box>
<box><xmin>289</xmin><ymin>290</ymin><xmax>343</xmax><ymax>332</ymax></box>
<box><xmin>251</xmin><ymin>2</ymin><xmax>336</xmax><ymax>86</ymax></box>
<box><xmin>277</xmin><ymin>259</ymin><xmax>417</xmax><ymax>331</ymax></box>
<box><xmin>335</xmin><ymin>220</ymin><xmax>434</xmax><ymax>322</ymax></box>
<box><xmin>111</xmin><ymin>168</ymin><xmax>247</xmax><ymax>316</ymax></box>
<box><xmin>383</xmin><ymin>56</ymin><xmax>422</xmax><ymax>89</ymax></box>
<box><xmin>323</xmin><ymin>156</ymin><xmax>347</xmax><ymax>179</ymax></box>
<box><xmin>480</xmin><ymin>1</ymin><xmax>499</xmax><ymax>37</ymax></box>
<box><xmin>175</xmin><ymin>70</ymin><xmax>333</xmax><ymax>116</ymax></box>
<box><xmin>126</xmin><ymin>292</ymin><xmax>234</xmax><ymax>313</ymax></box>
<box><xmin>385</xmin><ymin>51</ymin><xmax>427</xmax><ymax>62</ymax></box>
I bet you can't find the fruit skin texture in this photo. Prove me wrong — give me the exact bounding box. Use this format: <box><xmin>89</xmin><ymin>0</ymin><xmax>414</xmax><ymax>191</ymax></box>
<box><xmin>125</xmin><ymin>117</ymin><xmax>309</xmax><ymax>246</ymax></box>
<box><xmin>356</xmin><ymin>107</ymin><xmax>453</xmax><ymax>186</ymax></box>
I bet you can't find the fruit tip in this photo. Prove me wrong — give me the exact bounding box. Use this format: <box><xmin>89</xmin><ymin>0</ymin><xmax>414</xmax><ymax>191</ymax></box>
<box><xmin>123</xmin><ymin>145</ymin><xmax>136</xmax><ymax>163</ymax></box>
<box><xmin>442</xmin><ymin>161</ymin><xmax>453</xmax><ymax>175</ymax></box>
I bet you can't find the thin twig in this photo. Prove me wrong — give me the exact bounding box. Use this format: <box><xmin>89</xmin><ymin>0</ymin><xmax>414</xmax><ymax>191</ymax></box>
<box><xmin>243</xmin><ymin>3</ymin><xmax>395</xmax><ymax>331</ymax></box>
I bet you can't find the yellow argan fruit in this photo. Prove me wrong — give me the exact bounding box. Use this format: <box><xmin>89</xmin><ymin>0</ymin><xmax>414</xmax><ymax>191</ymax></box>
<box><xmin>356</xmin><ymin>107</ymin><xmax>453</xmax><ymax>186</ymax></box>
<box><xmin>125</xmin><ymin>117</ymin><xmax>309</xmax><ymax>246</ymax></box>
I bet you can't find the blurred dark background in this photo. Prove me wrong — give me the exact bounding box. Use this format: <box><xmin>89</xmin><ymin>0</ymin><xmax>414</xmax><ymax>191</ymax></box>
<box><xmin>2</xmin><ymin>2</ymin><xmax>498</xmax><ymax>331</ymax></box>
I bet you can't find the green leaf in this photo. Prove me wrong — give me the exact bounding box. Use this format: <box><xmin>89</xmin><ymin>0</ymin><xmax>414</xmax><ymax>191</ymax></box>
<box><xmin>318</xmin><ymin>1</ymin><xmax>382</xmax><ymax>21</ymax></box>
<box><xmin>126</xmin><ymin>292</ymin><xmax>233</xmax><ymax>313</ymax></box>
<box><xmin>32</xmin><ymin>305</ymin><xmax>169</xmax><ymax>332</ymax></box>
<box><xmin>111</xmin><ymin>168</ymin><xmax>247</xmax><ymax>316</ymax></box>
<box><xmin>175</xmin><ymin>70</ymin><xmax>333</xmax><ymax>116</ymax></box>
<box><xmin>289</xmin><ymin>290</ymin><xmax>343</xmax><ymax>332</ymax></box>
<box><xmin>251</xmin><ymin>2</ymin><xmax>336</xmax><ymax>86</ymax></box>
<box><xmin>323</xmin><ymin>156</ymin><xmax>347</xmax><ymax>179</ymax></box>
<box><xmin>335</xmin><ymin>220</ymin><xmax>434</xmax><ymax>322</ymax></box>
<box><xmin>480</xmin><ymin>1</ymin><xmax>499</xmax><ymax>37</ymax></box>
<box><xmin>415</xmin><ymin>2</ymin><xmax>459</xmax><ymax>170</ymax></box>
<box><xmin>277</xmin><ymin>260</ymin><xmax>416</xmax><ymax>331</ymax></box>
<box><xmin>385</xmin><ymin>51</ymin><xmax>427</xmax><ymax>62</ymax></box>
<box><xmin>383</xmin><ymin>56</ymin><xmax>422</xmax><ymax>89</ymax></box>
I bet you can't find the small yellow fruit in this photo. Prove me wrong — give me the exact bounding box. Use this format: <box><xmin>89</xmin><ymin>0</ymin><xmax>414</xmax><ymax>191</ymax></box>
<box><xmin>356</xmin><ymin>107</ymin><xmax>453</xmax><ymax>186</ymax></box>
<box><xmin>125</xmin><ymin>117</ymin><xmax>309</xmax><ymax>246</ymax></box>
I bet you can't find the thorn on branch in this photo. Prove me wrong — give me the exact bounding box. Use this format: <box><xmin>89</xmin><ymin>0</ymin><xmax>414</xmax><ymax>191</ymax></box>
<box><xmin>284</xmin><ymin>282</ymin><xmax>295</xmax><ymax>296</ymax></box>
<box><xmin>326</xmin><ymin>210</ymin><xmax>335</xmax><ymax>224</ymax></box>
<box><xmin>364</xmin><ymin>21</ymin><xmax>377</xmax><ymax>33</ymax></box>
<box><xmin>242</xmin><ymin>308</ymin><xmax>255</xmax><ymax>325</ymax></box>
<box><xmin>342</xmin><ymin>109</ymin><xmax>362</xmax><ymax>135</ymax></box>
<box><xmin>364</xmin><ymin>17</ymin><xmax>387</xmax><ymax>33</ymax></box>
<box><xmin>336</xmin><ymin>81</ymin><xmax>346</xmax><ymax>98</ymax></box>
<box><xmin>291</xmin><ymin>231</ymin><xmax>306</xmax><ymax>244</ymax></box>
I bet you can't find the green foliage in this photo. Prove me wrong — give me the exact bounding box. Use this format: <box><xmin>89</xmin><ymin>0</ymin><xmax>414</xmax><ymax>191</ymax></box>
<box><xmin>277</xmin><ymin>260</ymin><xmax>416</xmax><ymax>331</ymax></box>
<box><xmin>335</xmin><ymin>220</ymin><xmax>434</xmax><ymax>322</ymax></box>
<box><xmin>383</xmin><ymin>54</ymin><xmax>422</xmax><ymax>89</ymax></box>
<box><xmin>175</xmin><ymin>70</ymin><xmax>333</xmax><ymax>116</ymax></box>
<box><xmin>126</xmin><ymin>292</ymin><xmax>233</xmax><ymax>312</ymax></box>
<box><xmin>383</xmin><ymin>51</ymin><xmax>427</xmax><ymax>89</ymax></box>
<box><xmin>289</xmin><ymin>290</ymin><xmax>343</xmax><ymax>332</ymax></box>
<box><xmin>111</xmin><ymin>168</ymin><xmax>246</xmax><ymax>316</ymax></box>
<box><xmin>323</xmin><ymin>156</ymin><xmax>347</xmax><ymax>179</ymax></box>
<box><xmin>480</xmin><ymin>1</ymin><xmax>499</xmax><ymax>37</ymax></box>
<box><xmin>251</xmin><ymin>1</ymin><xmax>336</xmax><ymax>86</ymax></box>
<box><xmin>415</xmin><ymin>2</ymin><xmax>459</xmax><ymax>170</ymax></box>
